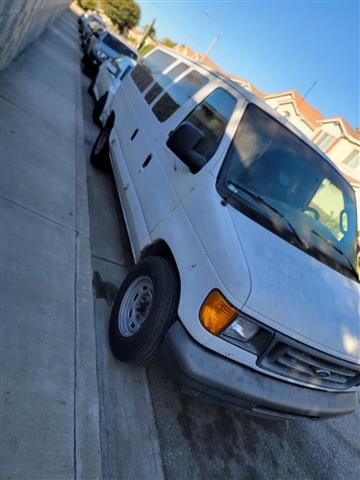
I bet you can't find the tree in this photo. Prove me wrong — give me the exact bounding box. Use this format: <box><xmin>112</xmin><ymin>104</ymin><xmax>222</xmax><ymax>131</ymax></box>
<box><xmin>79</xmin><ymin>0</ymin><xmax>97</xmax><ymax>9</ymax></box>
<box><xmin>162</xmin><ymin>37</ymin><xmax>176</xmax><ymax>48</ymax></box>
<box><xmin>102</xmin><ymin>0</ymin><xmax>140</xmax><ymax>33</ymax></box>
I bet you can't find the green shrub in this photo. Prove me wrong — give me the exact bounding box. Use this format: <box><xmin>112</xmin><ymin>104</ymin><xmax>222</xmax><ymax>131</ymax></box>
<box><xmin>139</xmin><ymin>44</ymin><xmax>155</xmax><ymax>57</ymax></box>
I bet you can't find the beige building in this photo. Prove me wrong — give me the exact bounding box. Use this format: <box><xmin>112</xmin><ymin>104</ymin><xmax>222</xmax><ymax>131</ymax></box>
<box><xmin>263</xmin><ymin>91</ymin><xmax>360</xmax><ymax>224</ymax></box>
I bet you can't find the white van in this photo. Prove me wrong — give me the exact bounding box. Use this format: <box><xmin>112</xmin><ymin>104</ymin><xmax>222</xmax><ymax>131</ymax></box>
<box><xmin>90</xmin><ymin>47</ymin><xmax>360</xmax><ymax>420</ymax></box>
<box><xmin>89</xmin><ymin>56</ymin><xmax>135</xmax><ymax>127</ymax></box>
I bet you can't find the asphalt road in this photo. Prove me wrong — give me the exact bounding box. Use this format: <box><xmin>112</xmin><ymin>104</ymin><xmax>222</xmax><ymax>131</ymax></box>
<box><xmin>80</xmin><ymin>58</ymin><xmax>360</xmax><ymax>480</ymax></box>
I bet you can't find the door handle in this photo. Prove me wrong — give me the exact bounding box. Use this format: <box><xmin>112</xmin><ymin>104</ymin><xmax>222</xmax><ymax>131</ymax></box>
<box><xmin>130</xmin><ymin>128</ymin><xmax>138</xmax><ymax>141</ymax></box>
<box><xmin>142</xmin><ymin>154</ymin><xmax>152</xmax><ymax>168</ymax></box>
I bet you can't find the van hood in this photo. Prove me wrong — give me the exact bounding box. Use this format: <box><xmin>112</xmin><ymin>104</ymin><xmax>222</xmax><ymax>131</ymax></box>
<box><xmin>228</xmin><ymin>208</ymin><xmax>360</xmax><ymax>364</ymax></box>
<box><xmin>97</xmin><ymin>43</ymin><xmax>119</xmax><ymax>60</ymax></box>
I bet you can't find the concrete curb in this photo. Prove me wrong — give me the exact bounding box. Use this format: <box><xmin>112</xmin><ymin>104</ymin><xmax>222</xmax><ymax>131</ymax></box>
<box><xmin>73</xmin><ymin>25</ymin><xmax>102</xmax><ymax>480</ymax></box>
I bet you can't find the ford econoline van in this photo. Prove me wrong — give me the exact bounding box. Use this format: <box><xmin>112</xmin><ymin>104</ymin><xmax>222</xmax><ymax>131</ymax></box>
<box><xmin>90</xmin><ymin>47</ymin><xmax>360</xmax><ymax>420</ymax></box>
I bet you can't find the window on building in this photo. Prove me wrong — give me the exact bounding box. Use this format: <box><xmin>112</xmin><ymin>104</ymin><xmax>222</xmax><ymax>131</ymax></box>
<box><xmin>168</xmin><ymin>88</ymin><xmax>237</xmax><ymax>163</ymax></box>
<box><xmin>315</xmin><ymin>132</ymin><xmax>336</xmax><ymax>151</ymax></box>
<box><xmin>342</xmin><ymin>149</ymin><xmax>360</xmax><ymax>170</ymax></box>
<box><xmin>131</xmin><ymin>50</ymin><xmax>176</xmax><ymax>93</ymax></box>
<box><xmin>145</xmin><ymin>62</ymin><xmax>189</xmax><ymax>104</ymax></box>
<box><xmin>152</xmin><ymin>70</ymin><xmax>209</xmax><ymax>122</ymax></box>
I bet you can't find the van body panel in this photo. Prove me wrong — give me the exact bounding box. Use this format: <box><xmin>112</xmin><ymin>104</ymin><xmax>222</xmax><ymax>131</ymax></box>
<box><xmin>109</xmin><ymin>131</ymin><xmax>150</xmax><ymax>258</ymax></box>
<box><xmin>149</xmin><ymin>203</ymin><xmax>231</xmax><ymax>346</ymax></box>
<box><xmin>228</xmin><ymin>207</ymin><xmax>360</xmax><ymax>364</ymax></box>
<box><xmin>180</xmin><ymin>172</ymin><xmax>252</xmax><ymax>307</ymax></box>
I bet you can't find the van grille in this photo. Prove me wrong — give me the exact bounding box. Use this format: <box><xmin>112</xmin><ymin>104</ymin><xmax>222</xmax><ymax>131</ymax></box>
<box><xmin>259</xmin><ymin>341</ymin><xmax>360</xmax><ymax>390</ymax></box>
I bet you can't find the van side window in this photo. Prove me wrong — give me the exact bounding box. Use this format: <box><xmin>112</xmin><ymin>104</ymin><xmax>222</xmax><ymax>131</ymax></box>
<box><xmin>152</xmin><ymin>70</ymin><xmax>209</xmax><ymax>122</ymax></box>
<box><xmin>131</xmin><ymin>50</ymin><xmax>176</xmax><ymax>93</ymax></box>
<box><xmin>145</xmin><ymin>62</ymin><xmax>189</xmax><ymax>104</ymax></box>
<box><xmin>170</xmin><ymin>88</ymin><xmax>236</xmax><ymax>161</ymax></box>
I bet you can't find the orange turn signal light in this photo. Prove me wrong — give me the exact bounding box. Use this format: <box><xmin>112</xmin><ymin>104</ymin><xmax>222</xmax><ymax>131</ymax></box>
<box><xmin>199</xmin><ymin>290</ymin><xmax>237</xmax><ymax>335</ymax></box>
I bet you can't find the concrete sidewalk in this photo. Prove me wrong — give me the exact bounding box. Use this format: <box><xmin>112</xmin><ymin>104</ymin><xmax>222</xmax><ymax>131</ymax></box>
<box><xmin>0</xmin><ymin>10</ymin><xmax>101</xmax><ymax>480</ymax></box>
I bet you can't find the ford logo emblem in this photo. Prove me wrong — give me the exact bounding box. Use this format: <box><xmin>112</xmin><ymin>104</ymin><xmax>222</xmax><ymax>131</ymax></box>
<box><xmin>315</xmin><ymin>368</ymin><xmax>331</xmax><ymax>378</ymax></box>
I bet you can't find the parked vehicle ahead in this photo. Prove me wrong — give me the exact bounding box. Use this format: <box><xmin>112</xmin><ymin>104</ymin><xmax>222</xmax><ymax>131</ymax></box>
<box><xmin>89</xmin><ymin>56</ymin><xmax>136</xmax><ymax>127</ymax></box>
<box><xmin>80</xmin><ymin>13</ymin><xmax>107</xmax><ymax>37</ymax></box>
<box><xmin>78</xmin><ymin>12</ymin><xmax>92</xmax><ymax>31</ymax></box>
<box><xmin>91</xmin><ymin>47</ymin><xmax>360</xmax><ymax>420</ymax></box>
<box><xmin>81</xmin><ymin>22</ymin><xmax>106</xmax><ymax>51</ymax></box>
<box><xmin>82</xmin><ymin>31</ymin><xmax>138</xmax><ymax>78</ymax></box>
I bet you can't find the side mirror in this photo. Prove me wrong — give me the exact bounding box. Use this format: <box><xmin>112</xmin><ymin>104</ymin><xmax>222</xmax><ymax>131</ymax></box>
<box><xmin>167</xmin><ymin>122</ymin><xmax>207</xmax><ymax>173</ymax></box>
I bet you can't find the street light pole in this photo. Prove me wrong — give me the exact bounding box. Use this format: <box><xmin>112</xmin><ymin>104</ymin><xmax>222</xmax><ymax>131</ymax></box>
<box><xmin>201</xmin><ymin>10</ymin><xmax>220</xmax><ymax>62</ymax></box>
<box><xmin>201</xmin><ymin>35</ymin><xmax>220</xmax><ymax>62</ymax></box>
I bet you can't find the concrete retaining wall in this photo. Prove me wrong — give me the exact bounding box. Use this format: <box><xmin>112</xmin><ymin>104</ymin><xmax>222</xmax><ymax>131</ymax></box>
<box><xmin>0</xmin><ymin>0</ymin><xmax>70</xmax><ymax>71</ymax></box>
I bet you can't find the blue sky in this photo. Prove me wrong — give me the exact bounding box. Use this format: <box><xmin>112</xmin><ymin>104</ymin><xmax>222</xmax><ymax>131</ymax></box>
<box><xmin>137</xmin><ymin>0</ymin><xmax>359</xmax><ymax>128</ymax></box>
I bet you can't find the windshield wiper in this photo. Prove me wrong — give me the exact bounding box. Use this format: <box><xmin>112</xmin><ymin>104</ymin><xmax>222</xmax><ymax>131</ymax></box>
<box><xmin>310</xmin><ymin>230</ymin><xmax>358</xmax><ymax>279</ymax></box>
<box><xmin>225</xmin><ymin>181</ymin><xmax>309</xmax><ymax>249</ymax></box>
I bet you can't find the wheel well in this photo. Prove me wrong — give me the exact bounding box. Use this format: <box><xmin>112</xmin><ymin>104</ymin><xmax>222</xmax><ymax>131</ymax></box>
<box><xmin>140</xmin><ymin>240</ymin><xmax>181</xmax><ymax>287</ymax></box>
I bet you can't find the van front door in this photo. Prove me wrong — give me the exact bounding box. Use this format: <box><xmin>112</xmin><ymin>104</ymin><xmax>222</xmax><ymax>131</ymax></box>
<box><xmin>155</xmin><ymin>84</ymin><xmax>245</xmax><ymax>202</ymax></box>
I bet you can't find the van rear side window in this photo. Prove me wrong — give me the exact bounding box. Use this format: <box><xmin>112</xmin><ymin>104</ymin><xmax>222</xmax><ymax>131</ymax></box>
<box><xmin>131</xmin><ymin>50</ymin><xmax>176</xmax><ymax>93</ymax></box>
<box><xmin>145</xmin><ymin>62</ymin><xmax>189</xmax><ymax>104</ymax></box>
<box><xmin>152</xmin><ymin>70</ymin><xmax>209</xmax><ymax>122</ymax></box>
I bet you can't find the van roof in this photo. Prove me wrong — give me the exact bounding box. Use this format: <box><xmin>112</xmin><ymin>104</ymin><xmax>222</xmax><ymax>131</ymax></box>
<box><xmin>152</xmin><ymin>45</ymin><xmax>352</xmax><ymax>188</ymax></box>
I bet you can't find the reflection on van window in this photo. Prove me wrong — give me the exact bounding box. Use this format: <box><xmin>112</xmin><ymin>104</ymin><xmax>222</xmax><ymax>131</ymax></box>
<box><xmin>131</xmin><ymin>50</ymin><xmax>176</xmax><ymax>92</ymax></box>
<box><xmin>145</xmin><ymin>62</ymin><xmax>189</xmax><ymax>104</ymax></box>
<box><xmin>178</xmin><ymin>88</ymin><xmax>236</xmax><ymax>161</ymax></box>
<box><xmin>217</xmin><ymin>104</ymin><xmax>358</xmax><ymax>275</ymax></box>
<box><xmin>153</xmin><ymin>70</ymin><xmax>209</xmax><ymax>122</ymax></box>
<box><xmin>307</xmin><ymin>179</ymin><xmax>347</xmax><ymax>241</ymax></box>
<box><xmin>102</xmin><ymin>34</ymin><xmax>137</xmax><ymax>59</ymax></box>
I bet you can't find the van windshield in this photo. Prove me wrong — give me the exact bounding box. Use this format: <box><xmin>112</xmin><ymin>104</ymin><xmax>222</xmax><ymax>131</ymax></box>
<box><xmin>102</xmin><ymin>34</ymin><xmax>137</xmax><ymax>59</ymax></box>
<box><xmin>217</xmin><ymin>104</ymin><xmax>358</xmax><ymax>279</ymax></box>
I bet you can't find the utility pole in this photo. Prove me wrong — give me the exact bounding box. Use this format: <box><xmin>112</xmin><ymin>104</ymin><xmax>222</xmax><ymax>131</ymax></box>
<box><xmin>201</xmin><ymin>35</ymin><xmax>220</xmax><ymax>62</ymax></box>
<box><xmin>201</xmin><ymin>10</ymin><xmax>220</xmax><ymax>62</ymax></box>
<box><xmin>137</xmin><ymin>18</ymin><xmax>156</xmax><ymax>51</ymax></box>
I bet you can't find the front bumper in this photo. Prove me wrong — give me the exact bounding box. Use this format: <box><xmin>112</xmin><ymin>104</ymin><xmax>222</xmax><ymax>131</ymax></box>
<box><xmin>161</xmin><ymin>322</ymin><xmax>358</xmax><ymax>420</ymax></box>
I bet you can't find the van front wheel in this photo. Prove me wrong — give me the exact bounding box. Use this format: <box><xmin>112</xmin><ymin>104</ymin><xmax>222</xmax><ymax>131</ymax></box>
<box><xmin>109</xmin><ymin>256</ymin><xmax>179</xmax><ymax>366</ymax></box>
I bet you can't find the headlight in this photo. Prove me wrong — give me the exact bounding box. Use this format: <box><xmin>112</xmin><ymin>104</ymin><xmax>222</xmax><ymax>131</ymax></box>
<box><xmin>222</xmin><ymin>315</ymin><xmax>259</xmax><ymax>342</ymax></box>
<box><xmin>199</xmin><ymin>290</ymin><xmax>273</xmax><ymax>355</ymax></box>
<box><xmin>95</xmin><ymin>49</ymin><xmax>108</xmax><ymax>60</ymax></box>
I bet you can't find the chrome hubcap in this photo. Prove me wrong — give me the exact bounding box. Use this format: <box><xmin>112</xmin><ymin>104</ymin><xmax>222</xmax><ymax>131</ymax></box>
<box><xmin>118</xmin><ymin>276</ymin><xmax>153</xmax><ymax>337</ymax></box>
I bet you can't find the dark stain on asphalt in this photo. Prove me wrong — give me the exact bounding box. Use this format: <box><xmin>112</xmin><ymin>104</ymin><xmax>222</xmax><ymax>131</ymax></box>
<box><xmin>176</xmin><ymin>395</ymin><xmax>269</xmax><ymax>479</ymax></box>
<box><xmin>92</xmin><ymin>270</ymin><xmax>117</xmax><ymax>305</ymax></box>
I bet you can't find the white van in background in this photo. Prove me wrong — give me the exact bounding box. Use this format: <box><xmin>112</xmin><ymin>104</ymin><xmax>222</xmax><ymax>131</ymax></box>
<box><xmin>90</xmin><ymin>47</ymin><xmax>360</xmax><ymax>420</ymax></box>
<box><xmin>89</xmin><ymin>56</ymin><xmax>135</xmax><ymax>127</ymax></box>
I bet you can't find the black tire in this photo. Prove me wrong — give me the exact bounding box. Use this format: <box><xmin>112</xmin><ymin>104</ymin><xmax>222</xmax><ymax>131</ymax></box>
<box><xmin>90</xmin><ymin>125</ymin><xmax>111</xmax><ymax>171</ymax></box>
<box><xmin>88</xmin><ymin>78</ymin><xmax>95</xmax><ymax>98</ymax></box>
<box><xmin>109</xmin><ymin>256</ymin><xmax>179</xmax><ymax>366</ymax></box>
<box><xmin>93</xmin><ymin>92</ymin><xmax>108</xmax><ymax>127</ymax></box>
